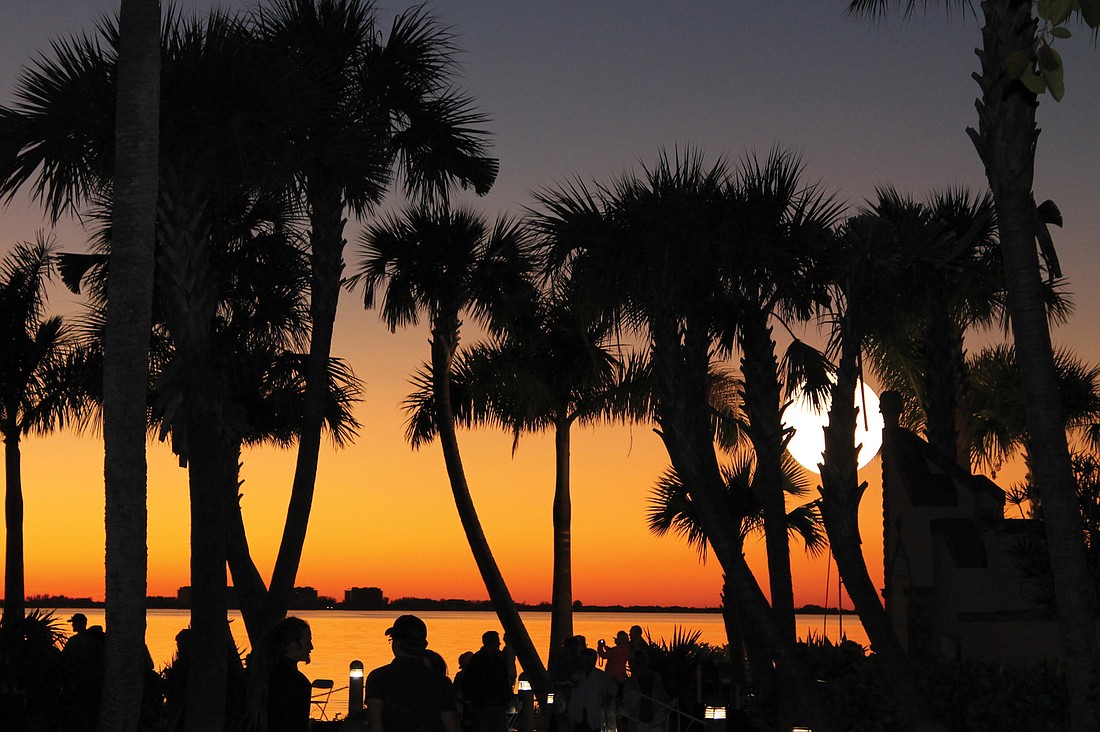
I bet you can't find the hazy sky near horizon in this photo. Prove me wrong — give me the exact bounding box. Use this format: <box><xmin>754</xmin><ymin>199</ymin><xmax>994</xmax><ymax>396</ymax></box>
<box><xmin>1</xmin><ymin>1</ymin><xmax>1098</xmax><ymax>609</ymax></box>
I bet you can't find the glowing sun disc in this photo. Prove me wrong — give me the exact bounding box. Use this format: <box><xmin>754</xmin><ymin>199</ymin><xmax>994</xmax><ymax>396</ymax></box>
<box><xmin>783</xmin><ymin>383</ymin><xmax>884</xmax><ymax>473</ymax></box>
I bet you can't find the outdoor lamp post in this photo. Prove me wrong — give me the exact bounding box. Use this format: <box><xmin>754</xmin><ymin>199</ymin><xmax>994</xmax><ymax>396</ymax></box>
<box><xmin>517</xmin><ymin>676</ymin><xmax>534</xmax><ymax>732</ymax></box>
<box><xmin>704</xmin><ymin>704</ymin><xmax>727</xmax><ymax>731</ymax></box>
<box><xmin>348</xmin><ymin>660</ymin><xmax>364</xmax><ymax>715</ymax></box>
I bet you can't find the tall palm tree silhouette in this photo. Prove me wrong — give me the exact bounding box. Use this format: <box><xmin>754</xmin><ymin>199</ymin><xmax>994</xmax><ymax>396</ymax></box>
<box><xmin>353</xmin><ymin>202</ymin><xmax>551</xmax><ymax>694</ymax></box>
<box><xmin>404</xmin><ymin>291</ymin><xmax>648</xmax><ymax>668</ymax></box>
<box><xmin>848</xmin><ymin>3</ymin><xmax>1100</xmax><ymax>726</ymax></box>
<box><xmin>0</xmin><ymin>237</ymin><xmax>84</xmax><ymax>627</ymax></box>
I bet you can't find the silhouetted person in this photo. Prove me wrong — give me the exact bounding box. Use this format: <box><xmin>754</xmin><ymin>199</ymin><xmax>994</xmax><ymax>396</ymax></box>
<box><xmin>60</xmin><ymin>616</ymin><xmax>104</xmax><ymax>732</ymax></box>
<box><xmin>464</xmin><ymin>630</ymin><xmax>512</xmax><ymax>732</ymax></box>
<box><xmin>163</xmin><ymin>629</ymin><xmax>191</xmax><ymax>732</ymax></box>
<box><xmin>622</xmin><ymin>651</ymin><xmax>669</xmax><ymax>732</ymax></box>
<box><xmin>167</xmin><ymin>627</ymin><xmax>244</xmax><ymax>731</ymax></box>
<box><xmin>424</xmin><ymin>648</ymin><xmax>449</xmax><ymax>676</ymax></box>
<box><xmin>569</xmin><ymin>649</ymin><xmax>614</xmax><ymax>732</ymax></box>
<box><xmin>364</xmin><ymin>614</ymin><xmax>459</xmax><ymax>732</ymax></box>
<box><xmin>453</xmin><ymin>650</ymin><xmax>475</xmax><ymax>731</ymax></box>
<box><xmin>266</xmin><ymin>617</ymin><xmax>313</xmax><ymax>732</ymax></box>
<box><xmin>501</xmin><ymin>632</ymin><xmax>517</xmax><ymax>692</ymax></box>
<box><xmin>549</xmin><ymin>637</ymin><xmax>581</xmax><ymax>732</ymax></box>
<box><xmin>597</xmin><ymin>631</ymin><xmax>630</xmax><ymax>685</ymax></box>
<box><xmin>628</xmin><ymin>625</ymin><xmax>647</xmax><ymax>656</ymax></box>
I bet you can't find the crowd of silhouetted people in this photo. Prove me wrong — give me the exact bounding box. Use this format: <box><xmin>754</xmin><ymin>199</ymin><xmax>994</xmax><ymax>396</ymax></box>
<box><xmin>262</xmin><ymin>614</ymin><xmax>675</xmax><ymax>732</ymax></box>
<box><xmin>1</xmin><ymin>612</ymin><xmax>684</xmax><ymax>732</ymax></box>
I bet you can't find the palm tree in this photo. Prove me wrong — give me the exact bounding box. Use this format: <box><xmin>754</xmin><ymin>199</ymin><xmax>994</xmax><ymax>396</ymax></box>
<box><xmin>99</xmin><ymin>2</ymin><xmax>160</xmax><ymax>729</ymax></box>
<box><xmin>862</xmin><ymin>187</ymin><xmax>1009</xmax><ymax>468</ymax></box>
<box><xmin>968</xmin><ymin>344</ymin><xmax>1100</xmax><ymax>474</ymax></box>
<box><xmin>647</xmin><ymin>446</ymin><xmax>827</xmax><ymax>703</ymax></box>
<box><xmin>717</xmin><ymin>148</ymin><xmax>842</xmax><ymax>644</ymax></box>
<box><xmin>818</xmin><ymin>211</ymin><xmax>947</xmax><ymax>731</ymax></box>
<box><xmin>534</xmin><ymin>148</ymin><xmax>833</xmax><ymax>729</ymax></box>
<box><xmin>0</xmin><ymin>11</ymin><xmax>319</xmax><ymax>728</ymax></box>
<box><xmin>847</xmin><ymin>3</ymin><xmax>1100</xmax><ymax>726</ymax></box>
<box><xmin>403</xmin><ymin>291</ymin><xmax>648</xmax><ymax>668</ymax></box>
<box><xmin>0</xmin><ymin>237</ymin><xmax>83</xmax><ymax>627</ymax></box>
<box><xmin>249</xmin><ymin>0</ymin><xmax>500</xmax><ymax>637</ymax></box>
<box><xmin>352</xmin><ymin>202</ymin><xmax>551</xmax><ymax>695</ymax></box>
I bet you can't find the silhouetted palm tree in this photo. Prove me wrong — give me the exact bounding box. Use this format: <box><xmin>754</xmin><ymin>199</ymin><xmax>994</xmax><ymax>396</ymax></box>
<box><xmin>0</xmin><ymin>10</ymin><xmax>319</xmax><ymax>728</ymax></box>
<box><xmin>862</xmin><ymin>187</ymin><xmax>1007</xmax><ymax>468</ymax></box>
<box><xmin>717</xmin><ymin>148</ymin><xmax>841</xmax><ymax>644</ymax></box>
<box><xmin>0</xmin><ymin>237</ymin><xmax>83</xmax><ymax>627</ymax></box>
<box><xmin>818</xmin><ymin>211</ymin><xmax>946</xmax><ymax>731</ymax></box>
<box><xmin>404</xmin><ymin>291</ymin><xmax>648</xmax><ymax>667</ymax></box>
<box><xmin>352</xmin><ymin>202</ymin><xmax>550</xmax><ymax>694</ymax></box>
<box><xmin>99</xmin><ymin>2</ymin><xmax>160</xmax><ymax>728</ymax></box>
<box><xmin>848</xmin><ymin>3</ymin><xmax>1100</xmax><ymax>726</ymax></box>
<box><xmin>534</xmin><ymin>148</ymin><xmax>833</xmax><ymax>729</ymax></box>
<box><xmin>250</xmin><ymin>0</ymin><xmax>500</xmax><ymax>637</ymax></box>
<box><xmin>969</xmin><ymin>344</ymin><xmax>1100</xmax><ymax>474</ymax></box>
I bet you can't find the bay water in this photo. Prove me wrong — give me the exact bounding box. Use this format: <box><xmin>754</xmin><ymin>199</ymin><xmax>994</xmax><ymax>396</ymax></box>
<box><xmin>56</xmin><ymin>608</ymin><xmax>867</xmax><ymax>716</ymax></box>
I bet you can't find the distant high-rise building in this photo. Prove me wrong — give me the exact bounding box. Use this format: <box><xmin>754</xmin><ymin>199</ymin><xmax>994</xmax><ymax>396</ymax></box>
<box><xmin>344</xmin><ymin>586</ymin><xmax>387</xmax><ymax>610</ymax></box>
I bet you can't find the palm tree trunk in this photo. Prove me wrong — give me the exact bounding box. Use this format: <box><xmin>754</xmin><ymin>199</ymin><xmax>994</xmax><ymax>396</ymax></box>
<box><xmin>967</xmin><ymin>3</ymin><xmax>1100</xmax><ymax>728</ymax></box>
<box><xmin>225</xmin><ymin>442</ymin><xmax>268</xmax><ymax>644</ymax></box>
<box><xmin>739</xmin><ymin>312</ymin><xmax>797</xmax><ymax>643</ymax></box>
<box><xmin>922</xmin><ymin>307</ymin><xmax>964</xmax><ymax>468</ymax></box>
<box><xmin>820</xmin><ymin>325</ymin><xmax>945</xmax><ymax>732</ymax></box>
<box><xmin>185</xmin><ymin>404</ymin><xmax>230</xmax><ymax>732</ymax></box>
<box><xmin>2</xmin><ymin>433</ymin><xmax>24</xmax><ymax>626</ymax></box>
<box><xmin>264</xmin><ymin>177</ymin><xmax>345</xmax><ymax>636</ymax></box>
<box><xmin>649</xmin><ymin>319</ymin><xmax>833</xmax><ymax>731</ymax></box>
<box><xmin>99</xmin><ymin>1</ymin><xmax>159</xmax><ymax>729</ymax></box>
<box><xmin>430</xmin><ymin>316</ymin><xmax>550</xmax><ymax>699</ymax></box>
<box><xmin>548</xmin><ymin>417</ymin><xmax>573</xmax><ymax>670</ymax></box>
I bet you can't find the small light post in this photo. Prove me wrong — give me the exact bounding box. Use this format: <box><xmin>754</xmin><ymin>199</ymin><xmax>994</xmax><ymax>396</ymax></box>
<box><xmin>348</xmin><ymin>660</ymin><xmax>364</xmax><ymax>716</ymax></box>
<box><xmin>704</xmin><ymin>703</ymin><xmax>726</xmax><ymax>731</ymax></box>
<box><xmin>517</xmin><ymin>676</ymin><xmax>534</xmax><ymax>732</ymax></box>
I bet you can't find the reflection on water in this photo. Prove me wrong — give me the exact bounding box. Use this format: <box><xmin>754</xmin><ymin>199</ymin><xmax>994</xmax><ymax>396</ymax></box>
<box><xmin>53</xmin><ymin>608</ymin><xmax>867</xmax><ymax>716</ymax></box>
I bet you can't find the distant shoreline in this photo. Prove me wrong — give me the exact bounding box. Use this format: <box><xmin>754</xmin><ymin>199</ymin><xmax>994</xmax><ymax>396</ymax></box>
<box><xmin>24</xmin><ymin>595</ymin><xmax>855</xmax><ymax>614</ymax></box>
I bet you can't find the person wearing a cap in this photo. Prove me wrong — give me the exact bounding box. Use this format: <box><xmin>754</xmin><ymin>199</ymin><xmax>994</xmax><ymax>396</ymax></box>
<box><xmin>365</xmin><ymin>614</ymin><xmax>459</xmax><ymax>732</ymax></box>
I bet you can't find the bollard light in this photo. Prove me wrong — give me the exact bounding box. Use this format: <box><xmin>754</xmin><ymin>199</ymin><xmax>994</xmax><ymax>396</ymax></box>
<box><xmin>348</xmin><ymin>660</ymin><xmax>365</xmax><ymax>716</ymax></box>
<box><xmin>704</xmin><ymin>705</ymin><xmax>727</xmax><ymax>720</ymax></box>
<box><xmin>546</xmin><ymin>691</ymin><xmax>555</xmax><ymax>705</ymax></box>
<box><xmin>516</xmin><ymin>675</ymin><xmax>535</xmax><ymax>732</ymax></box>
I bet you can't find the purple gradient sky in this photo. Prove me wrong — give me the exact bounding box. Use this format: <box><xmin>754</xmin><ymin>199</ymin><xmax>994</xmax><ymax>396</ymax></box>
<box><xmin>1</xmin><ymin>1</ymin><xmax>1097</xmax><ymax>606</ymax></box>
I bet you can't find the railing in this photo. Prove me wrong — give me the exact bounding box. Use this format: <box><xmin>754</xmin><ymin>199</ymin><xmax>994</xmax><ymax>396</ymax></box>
<box><xmin>615</xmin><ymin>693</ymin><xmax>711</xmax><ymax>732</ymax></box>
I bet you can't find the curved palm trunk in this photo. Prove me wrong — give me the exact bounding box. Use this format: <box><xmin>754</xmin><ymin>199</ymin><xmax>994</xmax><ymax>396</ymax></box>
<box><xmin>226</xmin><ymin>442</ymin><xmax>268</xmax><ymax>644</ymax></box>
<box><xmin>548</xmin><ymin>416</ymin><xmax>573</xmax><ymax>669</ymax></box>
<box><xmin>260</xmin><ymin>177</ymin><xmax>345</xmax><ymax>639</ymax></box>
<box><xmin>430</xmin><ymin>316</ymin><xmax>550</xmax><ymax>698</ymax></box>
<box><xmin>967</xmin><ymin>3</ymin><xmax>1100</xmax><ymax>728</ymax></box>
<box><xmin>820</xmin><ymin>324</ymin><xmax>944</xmax><ymax>732</ymax></box>
<box><xmin>99</xmin><ymin>2</ymin><xmax>159</xmax><ymax>729</ymax></box>
<box><xmin>2</xmin><ymin>433</ymin><xmax>24</xmax><ymax>625</ymax></box>
<box><xmin>649</xmin><ymin>320</ymin><xmax>832</xmax><ymax>731</ymax></box>
<box><xmin>739</xmin><ymin>311</ymin><xmax>797</xmax><ymax>643</ymax></box>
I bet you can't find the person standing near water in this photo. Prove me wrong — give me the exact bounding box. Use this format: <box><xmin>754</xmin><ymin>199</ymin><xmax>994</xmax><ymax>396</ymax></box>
<box><xmin>464</xmin><ymin>630</ymin><xmax>512</xmax><ymax>732</ymax></box>
<box><xmin>266</xmin><ymin>617</ymin><xmax>314</xmax><ymax>732</ymax></box>
<box><xmin>365</xmin><ymin>614</ymin><xmax>459</xmax><ymax>732</ymax></box>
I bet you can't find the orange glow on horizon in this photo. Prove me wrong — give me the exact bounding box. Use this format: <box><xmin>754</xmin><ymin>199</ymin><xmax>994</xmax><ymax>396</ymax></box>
<box><xmin>17</xmin><ymin>311</ymin><xmax>885</xmax><ymax>613</ymax></box>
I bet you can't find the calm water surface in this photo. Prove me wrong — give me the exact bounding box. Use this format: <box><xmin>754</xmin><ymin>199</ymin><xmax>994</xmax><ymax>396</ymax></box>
<box><xmin>56</xmin><ymin>609</ymin><xmax>866</xmax><ymax>715</ymax></box>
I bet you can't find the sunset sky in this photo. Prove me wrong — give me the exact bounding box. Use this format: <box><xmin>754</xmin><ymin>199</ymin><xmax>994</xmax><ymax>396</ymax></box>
<box><xmin>1</xmin><ymin>1</ymin><xmax>1097</xmax><ymax>609</ymax></box>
